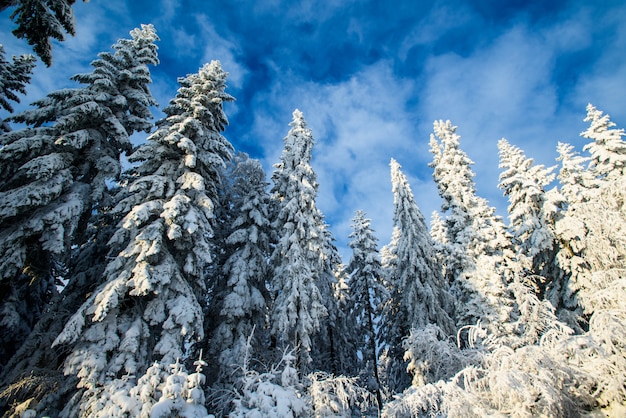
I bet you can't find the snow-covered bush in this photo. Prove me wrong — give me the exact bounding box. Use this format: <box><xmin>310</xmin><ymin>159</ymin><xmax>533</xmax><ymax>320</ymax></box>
<box><xmin>230</xmin><ymin>349</ymin><xmax>308</xmax><ymax>418</ymax></box>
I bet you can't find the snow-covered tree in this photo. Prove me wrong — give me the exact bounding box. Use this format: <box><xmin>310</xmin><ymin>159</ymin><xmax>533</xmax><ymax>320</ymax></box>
<box><xmin>0</xmin><ymin>44</ymin><xmax>35</xmax><ymax>130</ymax></box>
<box><xmin>52</xmin><ymin>61</ymin><xmax>233</xmax><ymax>416</ymax></box>
<box><xmin>345</xmin><ymin>210</ymin><xmax>387</xmax><ymax>409</ymax></box>
<box><xmin>385</xmin><ymin>274</ymin><xmax>589</xmax><ymax>418</ymax></box>
<box><xmin>554</xmin><ymin>106</ymin><xmax>626</xmax><ymax>322</ymax></box>
<box><xmin>310</xmin><ymin>225</ymin><xmax>355</xmax><ymax>376</ymax></box>
<box><xmin>581</xmin><ymin>103</ymin><xmax>626</xmax><ymax>181</ymax></box>
<box><xmin>548</xmin><ymin>105</ymin><xmax>626</xmax><ymax>416</ymax></box>
<box><xmin>380</xmin><ymin>159</ymin><xmax>455</xmax><ymax>393</ymax></box>
<box><xmin>269</xmin><ymin>109</ymin><xmax>328</xmax><ymax>375</ymax></box>
<box><xmin>0</xmin><ymin>24</ymin><xmax>158</xmax><ymax>371</ymax></box>
<box><xmin>497</xmin><ymin>139</ymin><xmax>565</xmax><ymax>299</ymax></box>
<box><xmin>429</xmin><ymin>121</ymin><xmax>515</xmax><ymax>331</ymax></box>
<box><xmin>230</xmin><ymin>347</ymin><xmax>308</xmax><ymax>418</ymax></box>
<box><xmin>2</xmin><ymin>0</ymin><xmax>87</xmax><ymax>66</ymax></box>
<box><xmin>210</xmin><ymin>153</ymin><xmax>272</xmax><ymax>381</ymax></box>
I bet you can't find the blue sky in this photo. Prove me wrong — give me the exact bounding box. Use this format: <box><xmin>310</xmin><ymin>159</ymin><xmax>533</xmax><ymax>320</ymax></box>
<box><xmin>2</xmin><ymin>0</ymin><xmax>626</xmax><ymax>259</ymax></box>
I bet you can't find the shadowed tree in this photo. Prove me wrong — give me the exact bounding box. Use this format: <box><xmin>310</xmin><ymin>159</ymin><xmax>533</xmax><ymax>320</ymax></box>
<box><xmin>0</xmin><ymin>24</ymin><xmax>158</xmax><ymax>378</ymax></box>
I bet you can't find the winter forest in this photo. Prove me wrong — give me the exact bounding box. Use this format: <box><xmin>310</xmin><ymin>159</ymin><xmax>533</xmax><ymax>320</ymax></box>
<box><xmin>0</xmin><ymin>5</ymin><xmax>625</xmax><ymax>418</ymax></box>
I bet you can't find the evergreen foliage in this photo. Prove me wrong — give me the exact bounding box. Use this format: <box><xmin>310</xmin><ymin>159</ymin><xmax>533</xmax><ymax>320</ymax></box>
<box><xmin>209</xmin><ymin>153</ymin><xmax>272</xmax><ymax>382</ymax></box>
<box><xmin>0</xmin><ymin>24</ymin><xmax>158</xmax><ymax>375</ymax></box>
<box><xmin>51</xmin><ymin>61</ymin><xmax>232</xmax><ymax>416</ymax></box>
<box><xmin>268</xmin><ymin>109</ymin><xmax>329</xmax><ymax>375</ymax></box>
<box><xmin>0</xmin><ymin>44</ymin><xmax>35</xmax><ymax>122</ymax></box>
<box><xmin>429</xmin><ymin>121</ymin><xmax>516</xmax><ymax>331</ymax></box>
<box><xmin>380</xmin><ymin>159</ymin><xmax>455</xmax><ymax>393</ymax></box>
<box><xmin>1</xmin><ymin>0</ymin><xmax>87</xmax><ymax>66</ymax></box>
<box><xmin>345</xmin><ymin>210</ymin><xmax>387</xmax><ymax>408</ymax></box>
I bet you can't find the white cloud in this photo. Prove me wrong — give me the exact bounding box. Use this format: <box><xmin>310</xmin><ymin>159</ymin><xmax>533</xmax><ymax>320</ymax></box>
<box><xmin>249</xmin><ymin>61</ymin><xmax>424</xmax><ymax>257</ymax></box>
<box><xmin>195</xmin><ymin>15</ymin><xmax>248</xmax><ymax>89</ymax></box>
<box><xmin>418</xmin><ymin>24</ymin><xmax>569</xmax><ymax>214</ymax></box>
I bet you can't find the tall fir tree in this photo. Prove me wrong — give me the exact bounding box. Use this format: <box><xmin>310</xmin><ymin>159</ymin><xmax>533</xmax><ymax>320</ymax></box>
<box><xmin>554</xmin><ymin>105</ymin><xmax>626</xmax><ymax>321</ymax></box>
<box><xmin>429</xmin><ymin>120</ymin><xmax>516</xmax><ymax>332</ymax></box>
<box><xmin>269</xmin><ymin>109</ymin><xmax>328</xmax><ymax>375</ymax></box>
<box><xmin>209</xmin><ymin>153</ymin><xmax>272</xmax><ymax>382</ymax></box>
<box><xmin>346</xmin><ymin>209</ymin><xmax>387</xmax><ymax>409</ymax></box>
<box><xmin>497</xmin><ymin>139</ymin><xmax>564</xmax><ymax>297</ymax></box>
<box><xmin>52</xmin><ymin>61</ymin><xmax>233</xmax><ymax>417</ymax></box>
<box><xmin>0</xmin><ymin>24</ymin><xmax>158</xmax><ymax>374</ymax></box>
<box><xmin>380</xmin><ymin>159</ymin><xmax>455</xmax><ymax>393</ymax></box>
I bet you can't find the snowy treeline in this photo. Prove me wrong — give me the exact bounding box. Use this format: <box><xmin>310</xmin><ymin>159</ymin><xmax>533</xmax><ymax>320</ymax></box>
<box><xmin>0</xmin><ymin>23</ymin><xmax>625</xmax><ymax>418</ymax></box>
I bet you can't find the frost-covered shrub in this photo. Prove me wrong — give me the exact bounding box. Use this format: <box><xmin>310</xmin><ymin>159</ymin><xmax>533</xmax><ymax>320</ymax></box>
<box><xmin>403</xmin><ymin>324</ymin><xmax>476</xmax><ymax>386</ymax></box>
<box><xmin>308</xmin><ymin>372</ymin><xmax>376</xmax><ymax>418</ymax></box>
<box><xmin>230</xmin><ymin>350</ymin><xmax>308</xmax><ymax>418</ymax></box>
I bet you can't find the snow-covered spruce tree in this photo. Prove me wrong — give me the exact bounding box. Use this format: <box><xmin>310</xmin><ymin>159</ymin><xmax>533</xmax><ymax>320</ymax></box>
<box><xmin>554</xmin><ymin>105</ymin><xmax>626</xmax><ymax>321</ymax></box>
<box><xmin>0</xmin><ymin>45</ymin><xmax>36</xmax><ymax>131</ymax></box>
<box><xmin>345</xmin><ymin>210</ymin><xmax>387</xmax><ymax>409</ymax></box>
<box><xmin>310</xmin><ymin>224</ymin><xmax>356</xmax><ymax>376</ymax></box>
<box><xmin>0</xmin><ymin>24</ymin><xmax>158</xmax><ymax>373</ymax></box>
<box><xmin>51</xmin><ymin>61</ymin><xmax>233</xmax><ymax>417</ymax></box>
<box><xmin>209</xmin><ymin>153</ymin><xmax>272</xmax><ymax>382</ymax></box>
<box><xmin>1</xmin><ymin>0</ymin><xmax>86</xmax><ymax>66</ymax></box>
<box><xmin>429</xmin><ymin>121</ymin><xmax>516</xmax><ymax>332</ymax></box>
<box><xmin>380</xmin><ymin>159</ymin><xmax>455</xmax><ymax>393</ymax></box>
<box><xmin>497</xmin><ymin>139</ymin><xmax>566</xmax><ymax>298</ymax></box>
<box><xmin>582</xmin><ymin>103</ymin><xmax>626</xmax><ymax>181</ymax></box>
<box><xmin>550</xmin><ymin>106</ymin><xmax>626</xmax><ymax>413</ymax></box>
<box><xmin>269</xmin><ymin>109</ymin><xmax>328</xmax><ymax>375</ymax></box>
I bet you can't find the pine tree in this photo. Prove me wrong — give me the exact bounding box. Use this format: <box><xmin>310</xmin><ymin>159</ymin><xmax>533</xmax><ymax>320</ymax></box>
<box><xmin>0</xmin><ymin>24</ymin><xmax>158</xmax><ymax>373</ymax></box>
<box><xmin>0</xmin><ymin>44</ymin><xmax>36</xmax><ymax>131</ymax></box>
<box><xmin>380</xmin><ymin>159</ymin><xmax>455</xmax><ymax>393</ymax></box>
<box><xmin>52</xmin><ymin>61</ymin><xmax>233</xmax><ymax>416</ymax></box>
<box><xmin>429</xmin><ymin>121</ymin><xmax>515</xmax><ymax>331</ymax></box>
<box><xmin>2</xmin><ymin>0</ymin><xmax>87</xmax><ymax>66</ymax></box>
<box><xmin>346</xmin><ymin>210</ymin><xmax>387</xmax><ymax>409</ymax></box>
<box><xmin>269</xmin><ymin>109</ymin><xmax>328</xmax><ymax>375</ymax></box>
<box><xmin>210</xmin><ymin>153</ymin><xmax>272</xmax><ymax>381</ymax></box>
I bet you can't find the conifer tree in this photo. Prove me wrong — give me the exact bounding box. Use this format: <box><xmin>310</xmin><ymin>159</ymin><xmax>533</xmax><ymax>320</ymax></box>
<box><xmin>310</xmin><ymin>225</ymin><xmax>356</xmax><ymax>375</ymax></box>
<box><xmin>581</xmin><ymin>103</ymin><xmax>626</xmax><ymax>181</ymax></box>
<box><xmin>497</xmin><ymin>139</ymin><xmax>563</xmax><ymax>294</ymax></box>
<box><xmin>2</xmin><ymin>0</ymin><xmax>87</xmax><ymax>66</ymax></box>
<box><xmin>346</xmin><ymin>210</ymin><xmax>387</xmax><ymax>409</ymax></box>
<box><xmin>0</xmin><ymin>45</ymin><xmax>35</xmax><ymax>131</ymax></box>
<box><xmin>429</xmin><ymin>121</ymin><xmax>516</xmax><ymax>331</ymax></box>
<box><xmin>554</xmin><ymin>105</ymin><xmax>626</xmax><ymax>320</ymax></box>
<box><xmin>380</xmin><ymin>159</ymin><xmax>455</xmax><ymax>392</ymax></box>
<box><xmin>0</xmin><ymin>24</ymin><xmax>158</xmax><ymax>373</ymax></box>
<box><xmin>269</xmin><ymin>109</ymin><xmax>328</xmax><ymax>375</ymax></box>
<box><xmin>210</xmin><ymin>153</ymin><xmax>272</xmax><ymax>381</ymax></box>
<box><xmin>52</xmin><ymin>61</ymin><xmax>233</xmax><ymax>416</ymax></box>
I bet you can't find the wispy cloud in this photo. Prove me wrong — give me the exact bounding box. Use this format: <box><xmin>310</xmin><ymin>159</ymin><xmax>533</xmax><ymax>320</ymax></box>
<box><xmin>244</xmin><ymin>61</ymin><xmax>421</xmax><ymax>256</ymax></box>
